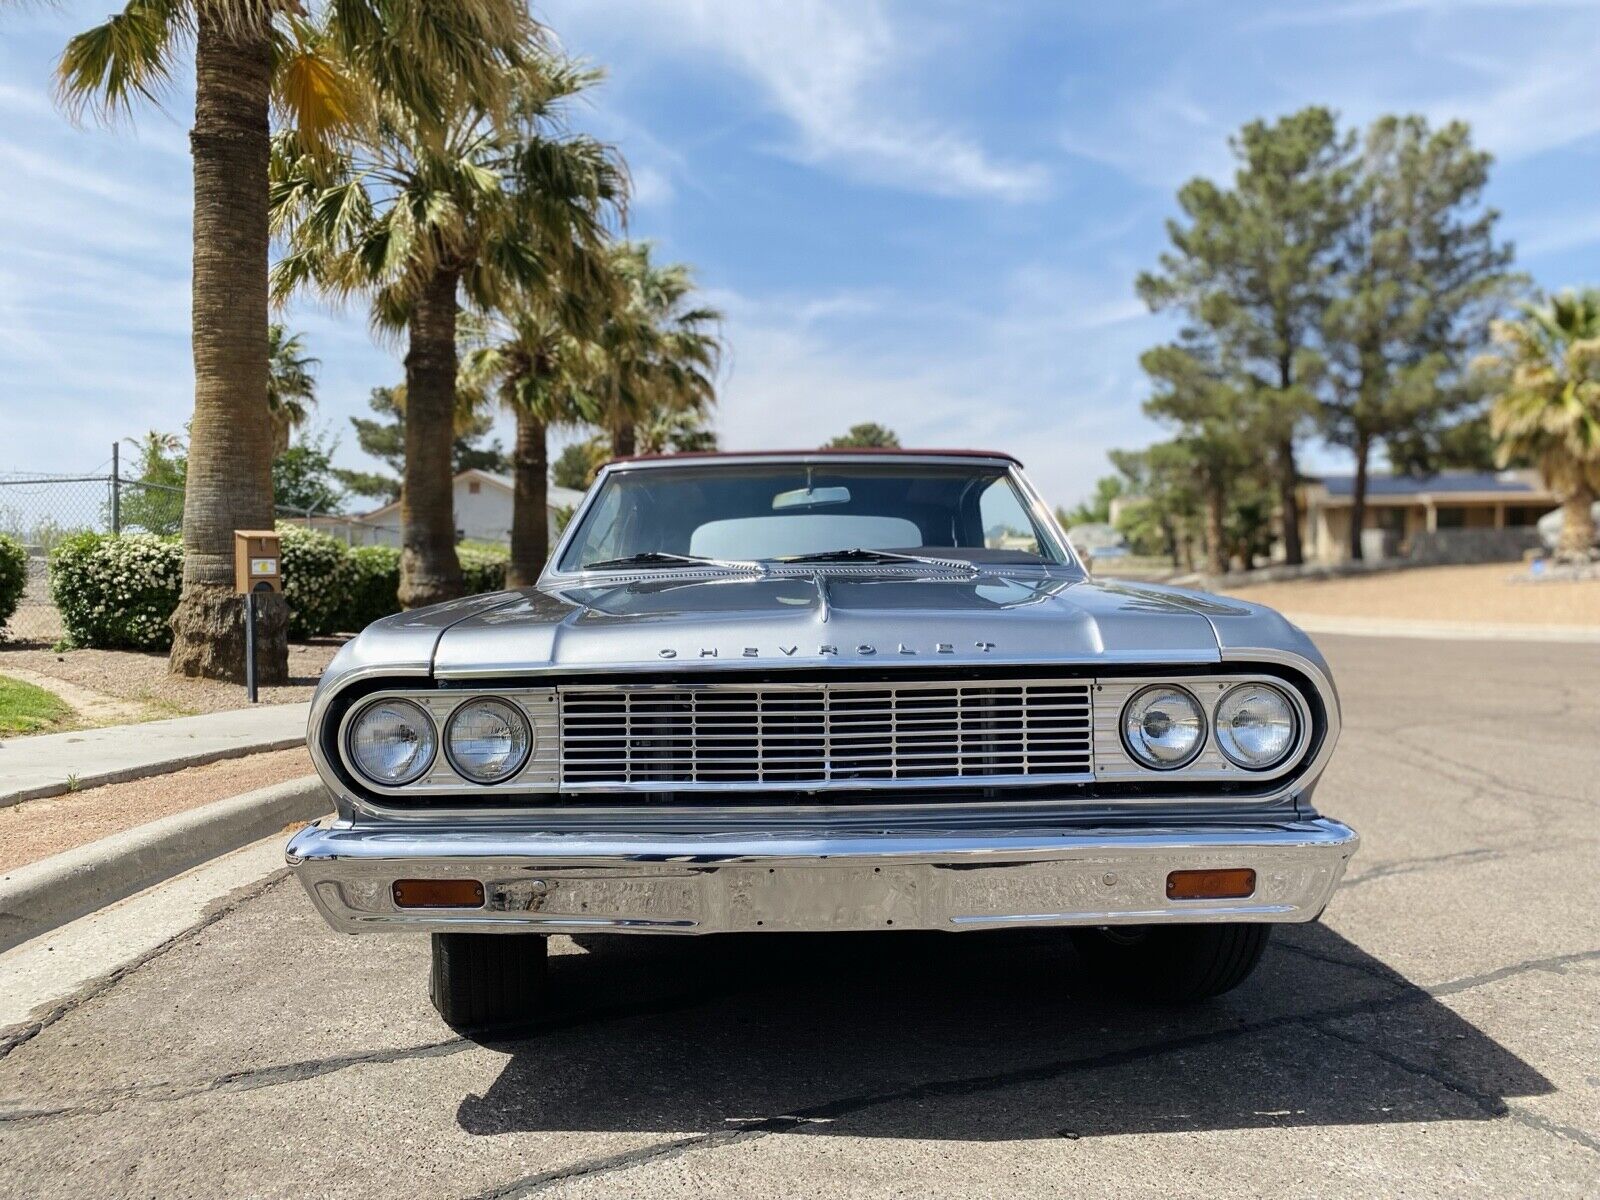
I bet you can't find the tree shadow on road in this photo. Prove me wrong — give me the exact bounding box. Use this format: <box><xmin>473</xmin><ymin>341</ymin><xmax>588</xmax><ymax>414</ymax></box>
<box><xmin>454</xmin><ymin>922</ymin><xmax>1551</xmax><ymax>1143</ymax></box>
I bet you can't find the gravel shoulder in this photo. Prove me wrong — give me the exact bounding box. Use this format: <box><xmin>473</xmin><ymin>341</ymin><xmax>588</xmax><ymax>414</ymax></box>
<box><xmin>0</xmin><ymin>747</ymin><xmax>312</xmax><ymax>872</ymax></box>
<box><xmin>1219</xmin><ymin>562</ymin><xmax>1600</xmax><ymax>626</ymax></box>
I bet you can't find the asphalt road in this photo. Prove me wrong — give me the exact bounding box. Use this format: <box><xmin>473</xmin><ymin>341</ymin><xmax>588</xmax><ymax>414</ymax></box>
<box><xmin>2</xmin><ymin>635</ymin><xmax>1598</xmax><ymax>1198</ymax></box>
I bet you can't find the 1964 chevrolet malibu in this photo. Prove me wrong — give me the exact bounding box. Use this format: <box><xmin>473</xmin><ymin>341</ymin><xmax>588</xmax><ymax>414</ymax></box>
<box><xmin>287</xmin><ymin>450</ymin><xmax>1358</xmax><ymax>1027</ymax></box>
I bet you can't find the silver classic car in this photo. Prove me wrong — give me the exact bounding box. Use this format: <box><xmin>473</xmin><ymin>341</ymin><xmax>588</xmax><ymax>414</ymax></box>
<box><xmin>287</xmin><ymin>450</ymin><xmax>1358</xmax><ymax>1027</ymax></box>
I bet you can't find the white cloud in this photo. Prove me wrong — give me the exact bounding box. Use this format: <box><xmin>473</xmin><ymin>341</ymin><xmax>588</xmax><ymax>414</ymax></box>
<box><xmin>1252</xmin><ymin>0</ymin><xmax>1600</xmax><ymax>27</ymax></box>
<box><xmin>1511</xmin><ymin>209</ymin><xmax>1600</xmax><ymax>260</ymax></box>
<box><xmin>707</xmin><ymin>275</ymin><xmax>1162</xmax><ymax>508</ymax></box>
<box><xmin>545</xmin><ymin>0</ymin><xmax>1048</xmax><ymax>200</ymax></box>
<box><xmin>1062</xmin><ymin>0</ymin><xmax>1600</xmax><ymax>191</ymax></box>
<box><xmin>629</xmin><ymin>163</ymin><xmax>675</xmax><ymax>208</ymax></box>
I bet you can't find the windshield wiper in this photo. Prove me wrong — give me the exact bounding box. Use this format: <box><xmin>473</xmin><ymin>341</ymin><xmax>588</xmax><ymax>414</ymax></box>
<box><xmin>581</xmin><ymin>550</ymin><xmax>766</xmax><ymax>573</ymax></box>
<box><xmin>776</xmin><ymin>548</ymin><xmax>977</xmax><ymax>571</ymax></box>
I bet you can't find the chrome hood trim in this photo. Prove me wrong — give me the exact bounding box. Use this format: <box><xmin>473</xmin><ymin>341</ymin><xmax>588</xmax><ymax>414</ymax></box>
<box><xmin>426</xmin><ymin>571</ymin><xmax>1232</xmax><ymax>679</ymax></box>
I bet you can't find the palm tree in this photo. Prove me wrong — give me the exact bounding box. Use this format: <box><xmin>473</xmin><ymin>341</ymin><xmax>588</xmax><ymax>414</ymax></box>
<box><xmin>50</xmin><ymin>0</ymin><xmax>539</xmax><ymax>681</ymax></box>
<box><xmin>595</xmin><ymin>243</ymin><xmax>723</xmax><ymax>459</ymax></box>
<box><xmin>267</xmin><ymin>324</ymin><xmax>319</xmax><ymax>454</ymax></box>
<box><xmin>272</xmin><ymin>55</ymin><xmax>624</xmax><ymax>607</ymax></box>
<box><xmin>461</xmin><ymin>304</ymin><xmax>605</xmax><ymax>586</ymax></box>
<box><xmin>1482</xmin><ymin>289</ymin><xmax>1600</xmax><ymax>561</ymax></box>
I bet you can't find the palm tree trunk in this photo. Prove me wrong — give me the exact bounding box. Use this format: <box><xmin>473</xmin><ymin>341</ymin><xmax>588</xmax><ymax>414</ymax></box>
<box><xmin>1557</xmin><ymin>481</ymin><xmax>1597</xmax><ymax>561</ymax></box>
<box><xmin>1348</xmin><ymin>429</ymin><xmax>1371</xmax><ymax>562</ymax></box>
<box><xmin>1275</xmin><ymin>437</ymin><xmax>1304</xmax><ymax>566</ymax></box>
<box><xmin>611</xmin><ymin>417</ymin><xmax>636</xmax><ymax>459</ymax></box>
<box><xmin>399</xmin><ymin>267</ymin><xmax>465</xmax><ymax>608</ymax></box>
<box><xmin>169</xmin><ymin>3</ymin><xmax>287</xmax><ymax>684</ymax></box>
<box><xmin>508</xmin><ymin>406</ymin><xmax>549</xmax><ymax>588</ymax></box>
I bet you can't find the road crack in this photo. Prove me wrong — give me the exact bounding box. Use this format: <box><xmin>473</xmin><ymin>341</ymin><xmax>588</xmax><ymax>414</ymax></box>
<box><xmin>1313</xmin><ymin>1018</ymin><xmax>1600</xmax><ymax>1154</ymax></box>
<box><xmin>462</xmin><ymin>946</ymin><xmax>1600</xmax><ymax>1198</ymax></box>
<box><xmin>0</xmin><ymin>870</ymin><xmax>291</xmax><ymax>1062</ymax></box>
<box><xmin>0</xmin><ymin>983</ymin><xmax>763</xmax><ymax>1125</ymax></box>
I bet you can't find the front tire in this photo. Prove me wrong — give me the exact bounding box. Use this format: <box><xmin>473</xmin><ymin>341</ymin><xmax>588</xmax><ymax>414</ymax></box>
<box><xmin>429</xmin><ymin>933</ymin><xmax>548</xmax><ymax>1029</ymax></box>
<box><xmin>1069</xmin><ymin>923</ymin><xmax>1271</xmax><ymax>1002</ymax></box>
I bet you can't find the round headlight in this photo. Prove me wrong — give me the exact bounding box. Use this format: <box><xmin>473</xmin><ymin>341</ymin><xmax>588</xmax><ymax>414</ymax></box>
<box><xmin>347</xmin><ymin>698</ymin><xmax>436</xmax><ymax>786</ymax></box>
<box><xmin>445</xmin><ymin>697</ymin><xmax>532</xmax><ymax>784</ymax></box>
<box><xmin>1121</xmin><ymin>685</ymin><xmax>1205</xmax><ymax>769</ymax></box>
<box><xmin>1215</xmin><ymin>683</ymin><xmax>1298</xmax><ymax>770</ymax></box>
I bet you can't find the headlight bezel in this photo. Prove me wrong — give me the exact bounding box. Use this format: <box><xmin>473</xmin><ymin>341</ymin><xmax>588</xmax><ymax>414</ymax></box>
<box><xmin>1213</xmin><ymin>681</ymin><xmax>1300</xmax><ymax>771</ymax></box>
<box><xmin>443</xmin><ymin>696</ymin><xmax>534</xmax><ymax>785</ymax></box>
<box><xmin>1119</xmin><ymin>683</ymin><xmax>1208</xmax><ymax>771</ymax></box>
<box><xmin>343</xmin><ymin>696</ymin><xmax>438</xmax><ymax>787</ymax></box>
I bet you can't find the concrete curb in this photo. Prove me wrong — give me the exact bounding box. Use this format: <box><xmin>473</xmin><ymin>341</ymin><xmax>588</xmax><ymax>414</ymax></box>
<box><xmin>0</xmin><ymin>735</ymin><xmax>308</xmax><ymax>810</ymax></box>
<box><xmin>0</xmin><ymin>776</ymin><xmax>329</xmax><ymax>953</ymax></box>
<box><xmin>0</xmin><ymin>702</ymin><xmax>310</xmax><ymax>809</ymax></box>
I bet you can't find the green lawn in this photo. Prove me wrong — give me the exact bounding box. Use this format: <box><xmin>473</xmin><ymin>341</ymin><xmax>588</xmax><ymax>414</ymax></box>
<box><xmin>0</xmin><ymin>674</ymin><xmax>72</xmax><ymax>736</ymax></box>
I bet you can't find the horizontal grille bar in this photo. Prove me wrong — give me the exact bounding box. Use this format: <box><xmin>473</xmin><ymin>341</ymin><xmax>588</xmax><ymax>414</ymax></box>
<box><xmin>558</xmin><ymin>680</ymin><xmax>1094</xmax><ymax>788</ymax></box>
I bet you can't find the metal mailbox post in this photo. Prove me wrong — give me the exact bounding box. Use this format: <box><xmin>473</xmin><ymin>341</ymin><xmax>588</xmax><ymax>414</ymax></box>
<box><xmin>235</xmin><ymin>530</ymin><xmax>281</xmax><ymax>702</ymax></box>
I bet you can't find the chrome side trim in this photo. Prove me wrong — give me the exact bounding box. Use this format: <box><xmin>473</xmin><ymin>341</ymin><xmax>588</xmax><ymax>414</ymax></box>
<box><xmin>286</xmin><ymin>816</ymin><xmax>1359</xmax><ymax>935</ymax></box>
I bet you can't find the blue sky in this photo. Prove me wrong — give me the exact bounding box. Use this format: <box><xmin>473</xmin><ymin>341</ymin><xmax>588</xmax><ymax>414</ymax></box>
<box><xmin>2</xmin><ymin>0</ymin><xmax>1598</xmax><ymax>508</ymax></box>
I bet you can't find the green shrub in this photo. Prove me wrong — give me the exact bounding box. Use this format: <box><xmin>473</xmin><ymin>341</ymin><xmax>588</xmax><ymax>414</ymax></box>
<box><xmin>0</xmin><ymin>533</ymin><xmax>26</xmax><ymax>635</ymax></box>
<box><xmin>334</xmin><ymin>541</ymin><xmax>509</xmax><ymax>633</ymax></box>
<box><xmin>341</xmin><ymin>545</ymin><xmax>401</xmax><ymax>632</ymax></box>
<box><xmin>49</xmin><ymin>532</ymin><xmax>183</xmax><ymax>649</ymax></box>
<box><xmin>276</xmin><ymin>523</ymin><xmax>351</xmax><ymax>639</ymax></box>
<box><xmin>459</xmin><ymin>542</ymin><xmax>509</xmax><ymax>594</ymax></box>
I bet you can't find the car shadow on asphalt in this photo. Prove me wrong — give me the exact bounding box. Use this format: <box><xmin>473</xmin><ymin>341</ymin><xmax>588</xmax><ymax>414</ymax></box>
<box><xmin>455</xmin><ymin>922</ymin><xmax>1550</xmax><ymax>1142</ymax></box>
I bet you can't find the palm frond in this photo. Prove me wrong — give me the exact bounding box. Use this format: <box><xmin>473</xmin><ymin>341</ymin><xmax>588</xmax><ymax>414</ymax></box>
<box><xmin>55</xmin><ymin>0</ymin><xmax>188</xmax><ymax>123</ymax></box>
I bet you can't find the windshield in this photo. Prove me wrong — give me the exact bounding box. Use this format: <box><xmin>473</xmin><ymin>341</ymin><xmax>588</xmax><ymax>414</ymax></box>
<box><xmin>556</xmin><ymin>461</ymin><xmax>1064</xmax><ymax>571</ymax></box>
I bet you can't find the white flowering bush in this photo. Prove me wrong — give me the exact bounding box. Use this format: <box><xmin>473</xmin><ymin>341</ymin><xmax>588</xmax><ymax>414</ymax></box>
<box><xmin>0</xmin><ymin>533</ymin><xmax>27</xmax><ymax>636</ymax></box>
<box><xmin>276</xmin><ymin>524</ymin><xmax>352</xmax><ymax>639</ymax></box>
<box><xmin>49</xmin><ymin>532</ymin><xmax>183</xmax><ymax>649</ymax></box>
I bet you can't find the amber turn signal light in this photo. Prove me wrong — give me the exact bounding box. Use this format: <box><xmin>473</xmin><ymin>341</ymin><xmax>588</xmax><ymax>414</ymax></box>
<box><xmin>392</xmin><ymin>879</ymin><xmax>485</xmax><ymax>909</ymax></box>
<box><xmin>1166</xmin><ymin>868</ymin><xmax>1256</xmax><ymax>900</ymax></box>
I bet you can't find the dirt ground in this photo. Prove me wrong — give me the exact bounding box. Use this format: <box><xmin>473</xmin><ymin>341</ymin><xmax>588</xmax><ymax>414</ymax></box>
<box><xmin>0</xmin><ymin>639</ymin><xmax>344</xmax><ymax>718</ymax></box>
<box><xmin>1219</xmin><ymin>562</ymin><xmax>1600</xmax><ymax>626</ymax></box>
<box><xmin>0</xmin><ymin>746</ymin><xmax>314</xmax><ymax>872</ymax></box>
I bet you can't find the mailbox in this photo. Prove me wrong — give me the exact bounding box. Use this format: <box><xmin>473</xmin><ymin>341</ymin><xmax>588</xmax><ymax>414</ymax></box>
<box><xmin>234</xmin><ymin>530</ymin><xmax>282</xmax><ymax>594</ymax></box>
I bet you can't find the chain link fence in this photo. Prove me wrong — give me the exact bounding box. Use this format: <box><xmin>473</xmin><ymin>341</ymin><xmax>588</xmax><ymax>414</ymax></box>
<box><xmin>0</xmin><ymin>459</ymin><xmax>375</xmax><ymax>647</ymax></box>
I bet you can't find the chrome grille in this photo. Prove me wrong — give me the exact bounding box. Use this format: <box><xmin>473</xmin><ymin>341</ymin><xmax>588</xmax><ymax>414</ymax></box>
<box><xmin>558</xmin><ymin>679</ymin><xmax>1093</xmax><ymax>789</ymax></box>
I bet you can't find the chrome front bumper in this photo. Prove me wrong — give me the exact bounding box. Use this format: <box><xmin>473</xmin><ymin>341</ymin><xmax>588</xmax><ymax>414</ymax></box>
<box><xmin>285</xmin><ymin>817</ymin><xmax>1359</xmax><ymax>935</ymax></box>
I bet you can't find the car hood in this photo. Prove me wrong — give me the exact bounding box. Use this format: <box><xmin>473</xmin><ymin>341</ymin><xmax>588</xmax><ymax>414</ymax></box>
<box><xmin>427</xmin><ymin>571</ymin><xmax>1244</xmax><ymax>678</ymax></box>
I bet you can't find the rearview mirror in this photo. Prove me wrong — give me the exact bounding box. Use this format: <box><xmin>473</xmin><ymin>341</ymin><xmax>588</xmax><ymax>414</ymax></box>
<box><xmin>772</xmin><ymin>485</ymin><xmax>851</xmax><ymax>510</ymax></box>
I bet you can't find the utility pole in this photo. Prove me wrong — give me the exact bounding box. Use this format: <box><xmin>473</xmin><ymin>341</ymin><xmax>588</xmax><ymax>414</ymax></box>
<box><xmin>110</xmin><ymin>441</ymin><xmax>121</xmax><ymax>534</ymax></box>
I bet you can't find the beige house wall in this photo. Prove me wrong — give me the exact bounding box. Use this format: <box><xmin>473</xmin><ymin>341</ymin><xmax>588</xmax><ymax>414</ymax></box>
<box><xmin>1302</xmin><ymin>498</ymin><xmax>1546</xmax><ymax>563</ymax></box>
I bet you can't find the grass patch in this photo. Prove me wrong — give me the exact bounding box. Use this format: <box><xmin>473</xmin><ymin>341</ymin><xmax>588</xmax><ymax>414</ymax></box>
<box><xmin>0</xmin><ymin>674</ymin><xmax>73</xmax><ymax>735</ymax></box>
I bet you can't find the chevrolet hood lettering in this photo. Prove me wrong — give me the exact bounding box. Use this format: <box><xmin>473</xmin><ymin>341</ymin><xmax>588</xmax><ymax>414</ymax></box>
<box><xmin>426</xmin><ymin>572</ymin><xmax>1246</xmax><ymax>678</ymax></box>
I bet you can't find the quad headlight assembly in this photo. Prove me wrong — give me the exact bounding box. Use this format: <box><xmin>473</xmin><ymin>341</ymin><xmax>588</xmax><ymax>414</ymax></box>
<box><xmin>1119</xmin><ymin>678</ymin><xmax>1304</xmax><ymax>774</ymax></box>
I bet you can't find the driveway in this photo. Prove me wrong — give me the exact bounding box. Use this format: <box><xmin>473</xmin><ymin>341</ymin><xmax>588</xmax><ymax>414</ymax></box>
<box><xmin>2</xmin><ymin>635</ymin><xmax>1597</xmax><ymax>1198</ymax></box>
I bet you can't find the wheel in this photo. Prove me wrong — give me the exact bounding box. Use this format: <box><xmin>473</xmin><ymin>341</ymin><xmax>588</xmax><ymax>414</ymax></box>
<box><xmin>1069</xmin><ymin>923</ymin><xmax>1271</xmax><ymax>1002</ymax></box>
<box><xmin>429</xmin><ymin>932</ymin><xmax>548</xmax><ymax>1029</ymax></box>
